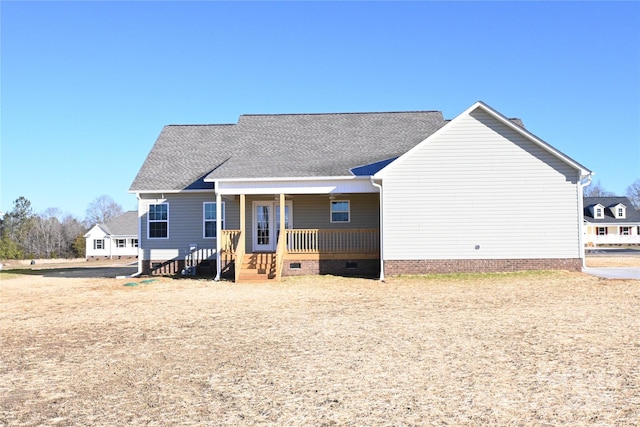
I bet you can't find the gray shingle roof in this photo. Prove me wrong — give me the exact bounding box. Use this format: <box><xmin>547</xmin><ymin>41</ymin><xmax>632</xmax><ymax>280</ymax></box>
<box><xmin>130</xmin><ymin>111</ymin><xmax>448</xmax><ymax>191</ymax></box>
<box><xmin>101</xmin><ymin>211</ymin><xmax>138</xmax><ymax>236</ymax></box>
<box><xmin>584</xmin><ymin>197</ymin><xmax>640</xmax><ymax>224</ymax></box>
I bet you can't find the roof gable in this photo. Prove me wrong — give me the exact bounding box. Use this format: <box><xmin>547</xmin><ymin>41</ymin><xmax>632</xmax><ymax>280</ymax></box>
<box><xmin>375</xmin><ymin>101</ymin><xmax>591</xmax><ymax>179</ymax></box>
<box><xmin>84</xmin><ymin>224</ymin><xmax>109</xmax><ymax>238</ymax></box>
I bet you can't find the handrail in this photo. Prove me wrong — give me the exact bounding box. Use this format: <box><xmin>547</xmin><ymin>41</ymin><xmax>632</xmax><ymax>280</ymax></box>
<box><xmin>286</xmin><ymin>228</ymin><xmax>379</xmax><ymax>254</ymax></box>
<box><xmin>220</xmin><ymin>230</ymin><xmax>241</xmax><ymax>253</ymax></box>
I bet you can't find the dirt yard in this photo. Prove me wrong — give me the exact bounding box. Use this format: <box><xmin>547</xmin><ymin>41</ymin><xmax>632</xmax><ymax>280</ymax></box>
<box><xmin>1</xmin><ymin>264</ymin><xmax>639</xmax><ymax>425</ymax></box>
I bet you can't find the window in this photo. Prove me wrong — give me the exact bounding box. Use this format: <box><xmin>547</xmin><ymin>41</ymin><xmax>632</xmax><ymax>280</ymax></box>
<box><xmin>620</xmin><ymin>227</ymin><xmax>630</xmax><ymax>235</ymax></box>
<box><xmin>597</xmin><ymin>227</ymin><xmax>607</xmax><ymax>236</ymax></box>
<box><xmin>131</xmin><ymin>238</ymin><xmax>138</xmax><ymax>248</ymax></box>
<box><xmin>616</xmin><ymin>206</ymin><xmax>626</xmax><ymax>218</ymax></box>
<box><xmin>148</xmin><ymin>203</ymin><xmax>168</xmax><ymax>238</ymax></box>
<box><xmin>595</xmin><ymin>207</ymin><xmax>603</xmax><ymax>219</ymax></box>
<box><xmin>203</xmin><ymin>202</ymin><xmax>225</xmax><ymax>238</ymax></box>
<box><xmin>116</xmin><ymin>239</ymin><xmax>126</xmax><ymax>248</ymax></box>
<box><xmin>94</xmin><ymin>239</ymin><xmax>104</xmax><ymax>250</ymax></box>
<box><xmin>331</xmin><ymin>200</ymin><xmax>350</xmax><ymax>223</ymax></box>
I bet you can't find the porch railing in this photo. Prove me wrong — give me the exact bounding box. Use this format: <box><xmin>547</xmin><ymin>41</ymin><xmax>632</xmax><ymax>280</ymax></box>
<box><xmin>221</xmin><ymin>230</ymin><xmax>241</xmax><ymax>253</ymax></box>
<box><xmin>286</xmin><ymin>228</ymin><xmax>379</xmax><ymax>254</ymax></box>
<box><xmin>586</xmin><ymin>234</ymin><xmax>640</xmax><ymax>245</ymax></box>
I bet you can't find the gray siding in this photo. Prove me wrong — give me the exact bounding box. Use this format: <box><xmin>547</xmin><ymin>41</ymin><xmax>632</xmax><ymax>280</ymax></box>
<box><xmin>381</xmin><ymin>109</ymin><xmax>581</xmax><ymax>260</ymax></box>
<box><xmin>139</xmin><ymin>192</ymin><xmax>238</xmax><ymax>260</ymax></box>
<box><xmin>244</xmin><ymin>194</ymin><xmax>379</xmax><ymax>252</ymax></box>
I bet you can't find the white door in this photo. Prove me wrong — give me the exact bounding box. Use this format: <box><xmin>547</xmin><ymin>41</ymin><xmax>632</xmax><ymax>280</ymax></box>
<box><xmin>253</xmin><ymin>202</ymin><xmax>274</xmax><ymax>252</ymax></box>
<box><xmin>252</xmin><ymin>201</ymin><xmax>292</xmax><ymax>252</ymax></box>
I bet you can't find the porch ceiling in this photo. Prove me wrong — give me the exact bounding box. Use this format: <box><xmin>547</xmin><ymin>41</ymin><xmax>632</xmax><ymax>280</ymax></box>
<box><xmin>214</xmin><ymin>176</ymin><xmax>379</xmax><ymax>196</ymax></box>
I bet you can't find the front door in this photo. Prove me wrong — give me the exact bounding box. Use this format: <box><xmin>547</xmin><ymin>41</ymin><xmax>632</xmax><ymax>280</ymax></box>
<box><xmin>252</xmin><ymin>201</ymin><xmax>292</xmax><ymax>252</ymax></box>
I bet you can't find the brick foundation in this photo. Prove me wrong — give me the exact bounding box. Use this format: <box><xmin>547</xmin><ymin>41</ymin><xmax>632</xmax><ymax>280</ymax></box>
<box><xmin>384</xmin><ymin>258</ymin><xmax>582</xmax><ymax>275</ymax></box>
<box><xmin>283</xmin><ymin>259</ymin><xmax>380</xmax><ymax>278</ymax></box>
<box><xmin>142</xmin><ymin>257</ymin><xmax>580</xmax><ymax>278</ymax></box>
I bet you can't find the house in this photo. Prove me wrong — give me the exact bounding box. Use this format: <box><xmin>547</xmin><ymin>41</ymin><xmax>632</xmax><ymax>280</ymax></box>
<box><xmin>129</xmin><ymin>101</ymin><xmax>592</xmax><ymax>280</ymax></box>
<box><xmin>583</xmin><ymin>197</ymin><xmax>640</xmax><ymax>246</ymax></box>
<box><xmin>84</xmin><ymin>211</ymin><xmax>139</xmax><ymax>260</ymax></box>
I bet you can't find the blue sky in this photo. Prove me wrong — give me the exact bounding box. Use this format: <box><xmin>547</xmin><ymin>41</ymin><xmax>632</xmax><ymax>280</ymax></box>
<box><xmin>2</xmin><ymin>1</ymin><xmax>639</xmax><ymax>219</ymax></box>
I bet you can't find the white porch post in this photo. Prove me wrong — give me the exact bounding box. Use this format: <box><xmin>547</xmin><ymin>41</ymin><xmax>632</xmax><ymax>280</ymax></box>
<box><xmin>279</xmin><ymin>193</ymin><xmax>285</xmax><ymax>237</ymax></box>
<box><xmin>215</xmin><ymin>192</ymin><xmax>222</xmax><ymax>281</ymax></box>
<box><xmin>240</xmin><ymin>194</ymin><xmax>245</xmax><ymax>238</ymax></box>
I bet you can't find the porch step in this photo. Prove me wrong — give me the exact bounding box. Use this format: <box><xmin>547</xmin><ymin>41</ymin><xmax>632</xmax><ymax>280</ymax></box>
<box><xmin>237</xmin><ymin>253</ymin><xmax>277</xmax><ymax>282</ymax></box>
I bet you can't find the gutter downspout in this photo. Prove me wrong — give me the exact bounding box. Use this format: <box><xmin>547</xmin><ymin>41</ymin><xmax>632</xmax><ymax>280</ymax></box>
<box><xmin>118</xmin><ymin>193</ymin><xmax>143</xmax><ymax>279</ymax></box>
<box><xmin>371</xmin><ymin>177</ymin><xmax>385</xmax><ymax>282</ymax></box>
<box><xmin>214</xmin><ymin>185</ymin><xmax>222</xmax><ymax>281</ymax></box>
<box><xmin>578</xmin><ymin>172</ymin><xmax>593</xmax><ymax>270</ymax></box>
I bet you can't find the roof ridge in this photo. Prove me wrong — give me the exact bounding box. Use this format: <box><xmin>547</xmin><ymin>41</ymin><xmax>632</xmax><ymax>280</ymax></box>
<box><xmin>239</xmin><ymin>110</ymin><xmax>443</xmax><ymax>118</ymax></box>
<box><xmin>165</xmin><ymin>123</ymin><xmax>236</xmax><ymax>127</ymax></box>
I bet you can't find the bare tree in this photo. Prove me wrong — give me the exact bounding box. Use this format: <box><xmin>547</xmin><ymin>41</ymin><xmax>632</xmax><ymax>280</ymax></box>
<box><xmin>583</xmin><ymin>180</ymin><xmax>615</xmax><ymax>197</ymax></box>
<box><xmin>625</xmin><ymin>178</ymin><xmax>640</xmax><ymax>210</ymax></box>
<box><xmin>27</xmin><ymin>209</ymin><xmax>63</xmax><ymax>258</ymax></box>
<box><xmin>85</xmin><ymin>195</ymin><xmax>123</xmax><ymax>226</ymax></box>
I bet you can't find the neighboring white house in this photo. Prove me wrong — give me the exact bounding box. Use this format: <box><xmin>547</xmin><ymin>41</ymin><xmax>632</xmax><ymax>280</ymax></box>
<box><xmin>129</xmin><ymin>101</ymin><xmax>592</xmax><ymax>280</ymax></box>
<box><xmin>583</xmin><ymin>197</ymin><xmax>640</xmax><ymax>246</ymax></box>
<box><xmin>85</xmin><ymin>211</ymin><xmax>139</xmax><ymax>260</ymax></box>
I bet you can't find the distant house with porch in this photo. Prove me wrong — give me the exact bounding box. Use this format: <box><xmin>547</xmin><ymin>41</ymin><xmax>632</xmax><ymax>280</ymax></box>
<box><xmin>85</xmin><ymin>211</ymin><xmax>139</xmax><ymax>260</ymax></box>
<box><xmin>129</xmin><ymin>101</ymin><xmax>592</xmax><ymax>281</ymax></box>
<box><xmin>583</xmin><ymin>197</ymin><xmax>640</xmax><ymax>247</ymax></box>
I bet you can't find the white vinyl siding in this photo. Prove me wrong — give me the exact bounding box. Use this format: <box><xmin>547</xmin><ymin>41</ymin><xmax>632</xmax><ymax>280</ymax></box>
<box><xmin>381</xmin><ymin>109</ymin><xmax>582</xmax><ymax>260</ymax></box>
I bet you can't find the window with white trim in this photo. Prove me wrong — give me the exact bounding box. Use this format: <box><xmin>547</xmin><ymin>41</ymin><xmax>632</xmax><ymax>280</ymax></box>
<box><xmin>116</xmin><ymin>239</ymin><xmax>126</xmax><ymax>248</ymax></box>
<box><xmin>204</xmin><ymin>202</ymin><xmax>225</xmax><ymax>238</ymax></box>
<box><xmin>148</xmin><ymin>203</ymin><xmax>168</xmax><ymax>238</ymax></box>
<box><xmin>131</xmin><ymin>238</ymin><xmax>138</xmax><ymax>248</ymax></box>
<box><xmin>597</xmin><ymin>227</ymin><xmax>607</xmax><ymax>236</ymax></box>
<box><xmin>94</xmin><ymin>239</ymin><xmax>104</xmax><ymax>250</ymax></box>
<box><xmin>595</xmin><ymin>207</ymin><xmax>604</xmax><ymax>219</ymax></box>
<box><xmin>617</xmin><ymin>206</ymin><xmax>626</xmax><ymax>218</ymax></box>
<box><xmin>330</xmin><ymin>200</ymin><xmax>350</xmax><ymax>223</ymax></box>
<box><xmin>620</xmin><ymin>226</ymin><xmax>630</xmax><ymax>235</ymax></box>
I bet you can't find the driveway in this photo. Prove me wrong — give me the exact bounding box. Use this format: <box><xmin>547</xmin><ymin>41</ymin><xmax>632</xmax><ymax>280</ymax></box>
<box><xmin>583</xmin><ymin>267</ymin><xmax>640</xmax><ymax>280</ymax></box>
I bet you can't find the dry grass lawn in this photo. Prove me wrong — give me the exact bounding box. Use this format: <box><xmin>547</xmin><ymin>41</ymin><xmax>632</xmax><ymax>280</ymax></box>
<box><xmin>1</xmin><ymin>266</ymin><xmax>639</xmax><ymax>426</ymax></box>
<box><xmin>584</xmin><ymin>255</ymin><xmax>639</xmax><ymax>268</ymax></box>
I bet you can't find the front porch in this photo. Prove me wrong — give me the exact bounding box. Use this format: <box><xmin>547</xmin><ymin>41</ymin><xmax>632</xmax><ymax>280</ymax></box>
<box><xmin>187</xmin><ymin>174</ymin><xmax>383</xmax><ymax>281</ymax></box>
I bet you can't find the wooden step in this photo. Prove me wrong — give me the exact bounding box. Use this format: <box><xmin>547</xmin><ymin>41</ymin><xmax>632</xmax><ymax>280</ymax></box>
<box><xmin>237</xmin><ymin>252</ymin><xmax>277</xmax><ymax>282</ymax></box>
<box><xmin>237</xmin><ymin>272</ymin><xmax>276</xmax><ymax>282</ymax></box>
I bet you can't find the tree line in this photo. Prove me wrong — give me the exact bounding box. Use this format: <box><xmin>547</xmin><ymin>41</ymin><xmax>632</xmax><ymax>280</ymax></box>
<box><xmin>0</xmin><ymin>195</ymin><xmax>124</xmax><ymax>260</ymax></box>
